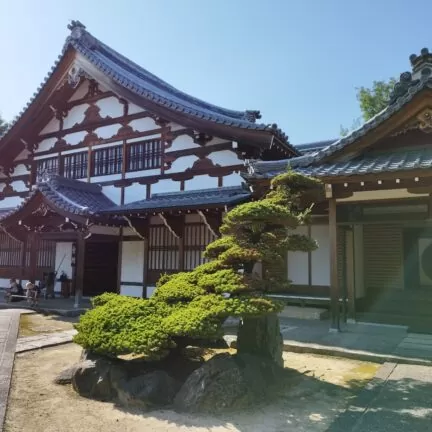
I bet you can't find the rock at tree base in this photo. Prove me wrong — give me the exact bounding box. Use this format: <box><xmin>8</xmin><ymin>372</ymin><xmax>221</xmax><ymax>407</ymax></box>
<box><xmin>72</xmin><ymin>358</ymin><xmax>113</xmax><ymax>401</ymax></box>
<box><xmin>174</xmin><ymin>353</ymin><xmax>282</xmax><ymax>413</ymax></box>
<box><xmin>236</xmin><ymin>314</ymin><xmax>283</xmax><ymax>367</ymax></box>
<box><xmin>54</xmin><ymin>366</ymin><xmax>77</xmax><ymax>385</ymax></box>
<box><xmin>115</xmin><ymin>370</ymin><xmax>180</xmax><ymax>410</ymax></box>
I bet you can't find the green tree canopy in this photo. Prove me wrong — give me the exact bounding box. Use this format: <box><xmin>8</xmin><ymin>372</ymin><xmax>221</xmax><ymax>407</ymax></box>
<box><xmin>340</xmin><ymin>78</ymin><xmax>396</xmax><ymax>136</ymax></box>
<box><xmin>74</xmin><ymin>170</ymin><xmax>321</xmax><ymax>361</ymax></box>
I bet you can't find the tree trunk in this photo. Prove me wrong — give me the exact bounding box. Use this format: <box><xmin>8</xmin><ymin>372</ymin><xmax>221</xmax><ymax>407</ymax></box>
<box><xmin>236</xmin><ymin>314</ymin><xmax>283</xmax><ymax>367</ymax></box>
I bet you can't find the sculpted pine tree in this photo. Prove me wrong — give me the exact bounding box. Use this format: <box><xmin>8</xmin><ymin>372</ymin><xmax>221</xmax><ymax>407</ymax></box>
<box><xmin>74</xmin><ymin>170</ymin><xmax>320</xmax><ymax>365</ymax></box>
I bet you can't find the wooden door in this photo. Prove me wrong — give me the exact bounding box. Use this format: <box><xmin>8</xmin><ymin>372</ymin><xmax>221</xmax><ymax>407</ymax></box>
<box><xmin>83</xmin><ymin>241</ymin><xmax>119</xmax><ymax>296</ymax></box>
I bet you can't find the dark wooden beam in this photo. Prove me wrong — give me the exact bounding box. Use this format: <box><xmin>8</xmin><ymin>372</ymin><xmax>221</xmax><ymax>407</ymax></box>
<box><xmin>329</xmin><ymin>198</ymin><xmax>340</xmax><ymax>332</ymax></box>
<box><xmin>75</xmin><ymin>233</ymin><xmax>86</xmax><ymax>307</ymax></box>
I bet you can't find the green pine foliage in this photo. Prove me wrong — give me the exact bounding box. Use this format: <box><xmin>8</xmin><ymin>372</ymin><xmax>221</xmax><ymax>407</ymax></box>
<box><xmin>74</xmin><ymin>169</ymin><xmax>321</xmax><ymax>359</ymax></box>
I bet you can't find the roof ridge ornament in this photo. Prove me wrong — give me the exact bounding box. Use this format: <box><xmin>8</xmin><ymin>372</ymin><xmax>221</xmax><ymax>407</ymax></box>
<box><xmin>67</xmin><ymin>20</ymin><xmax>86</xmax><ymax>39</ymax></box>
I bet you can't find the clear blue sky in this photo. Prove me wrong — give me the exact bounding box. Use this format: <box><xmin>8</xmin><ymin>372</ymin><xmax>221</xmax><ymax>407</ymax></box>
<box><xmin>1</xmin><ymin>0</ymin><xmax>431</xmax><ymax>144</ymax></box>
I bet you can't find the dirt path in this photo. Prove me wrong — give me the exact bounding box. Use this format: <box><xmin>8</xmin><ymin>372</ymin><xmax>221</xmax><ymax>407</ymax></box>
<box><xmin>4</xmin><ymin>344</ymin><xmax>379</xmax><ymax>432</ymax></box>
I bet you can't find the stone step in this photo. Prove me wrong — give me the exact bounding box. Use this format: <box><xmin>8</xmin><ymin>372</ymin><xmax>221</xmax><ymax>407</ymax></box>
<box><xmin>278</xmin><ymin>306</ymin><xmax>329</xmax><ymax>320</ymax></box>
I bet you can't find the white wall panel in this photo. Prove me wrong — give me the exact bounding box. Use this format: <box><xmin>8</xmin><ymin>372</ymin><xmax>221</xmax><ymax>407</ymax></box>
<box><xmin>0</xmin><ymin>197</ymin><xmax>24</xmax><ymax>209</ymax></box>
<box><xmin>168</xmin><ymin>155</ymin><xmax>198</xmax><ymax>172</ymax></box>
<box><xmin>101</xmin><ymin>185</ymin><xmax>122</xmax><ymax>204</ymax></box>
<box><xmin>287</xmin><ymin>226</ymin><xmax>309</xmax><ymax>285</ymax></box>
<box><xmin>185</xmin><ymin>175</ymin><xmax>218</xmax><ymax>191</ymax></box>
<box><xmin>36</xmin><ymin>137</ymin><xmax>57</xmax><ymax>153</ymax></box>
<box><xmin>14</xmin><ymin>149</ymin><xmax>30</xmax><ymax>161</ymax></box>
<box><xmin>40</xmin><ymin>118</ymin><xmax>60</xmax><ymax>135</ymax></box>
<box><xmin>64</xmin><ymin>131</ymin><xmax>87</xmax><ymax>146</ymax></box>
<box><xmin>54</xmin><ymin>242</ymin><xmax>73</xmax><ymax>293</ymax></box>
<box><xmin>124</xmin><ymin>183</ymin><xmax>146</xmax><ymax>204</ymax></box>
<box><xmin>129</xmin><ymin>117</ymin><xmax>158</xmax><ymax>132</ymax></box>
<box><xmin>63</xmin><ymin>104</ymin><xmax>89</xmax><ymax>129</ymax></box>
<box><xmin>222</xmin><ymin>173</ymin><xmax>243</xmax><ymax>187</ymax></box>
<box><xmin>120</xmin><ymin>285</ymin><xmax>143</xmax><ymax>297</ymax></box>
<box><xmin>10</xmin><ymin>181</ymin><xmax>28</xmax><ymax>192</ymax></box>
<box><xmin>151</xmin><ymin>179</ymin><xmax>180</xmax><ymax>195</ymax></box>
<box><xmin>128</xmin><ymin>103</ymin><xmax>145</xmax><ymax>114</ymax></box>
<box><xmin>13</xmin><ymin>164</ymin><xmax>29</xmax><ymax>176</ymax></box>
<box><xmin>68</xmin><ymin>81</ymin><xmax>89</xmax><ymax>101</ymax></box>
<box><xmin>168</xmin><ymin>135</ymin><xmax>199</xmax><ymax>152</ymax></box>
<box><xmin>208</xmin><ymin>150</ymin><xmax>242</xmax><ymax>166</ymax></box>
<box><xmin>121</xmin><ymin>241</ymin><xmax>144</xmax><ymax>283</ymax></box>
<box><xmin>94</xmin><ymin>124</ymin><xmax>121</xmax><ymax>139</ymax></box>
<box><xmin>96</xmin><ymin>96</ymin><xmax>123</xmax><ymax>118</ymax></box>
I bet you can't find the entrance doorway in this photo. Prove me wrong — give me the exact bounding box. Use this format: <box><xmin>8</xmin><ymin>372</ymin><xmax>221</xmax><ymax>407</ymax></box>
<box><xmin>83</xmin><ymin>241</ymin><xmax>118</xmax><ymax>296</ymax></box>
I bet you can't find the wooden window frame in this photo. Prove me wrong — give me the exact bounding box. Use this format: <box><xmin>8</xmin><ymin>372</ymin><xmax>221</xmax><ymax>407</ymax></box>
<box><xmin>63</xmin><ymin>152</ymin><xmax>88</xmax><ymax>179</ymax></box>
<box><xmin>127</xmin><ymin>139</ymin><xmax>163</xmax><ymax>172</ymax></box>
<box><xmin>92</xmin><ymin>145</ymin><xmax>123</xmax><ymax>177</ymax></box>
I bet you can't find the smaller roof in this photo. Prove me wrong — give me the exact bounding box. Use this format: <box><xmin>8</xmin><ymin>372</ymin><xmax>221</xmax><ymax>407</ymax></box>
<box><xmin>101</xmin><ymin>186</ymin><xmax>251</xmax><ymax>214</ymax></box>
<box><xmin>246</xmin><ymin>147</ymin><xmax>432</xmax><ymax>179</ymax></box>
<box><xmin>0</xmin><ymin>174</ymin><xmax>116</xmax><ymax>222</ymax></box>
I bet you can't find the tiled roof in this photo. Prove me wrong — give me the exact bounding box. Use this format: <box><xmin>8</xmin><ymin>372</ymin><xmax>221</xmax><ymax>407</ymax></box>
<box><xmin>245</xmin><ymin>147</ymin><xmax>432</xmax><ymax>179</ymax></box>
<box><xmin>0</xmin><ymin>174</ymin><xmax>116</xmax><ymax>221</ymax></box>
<box><xmin>101</xmin><ymin>186</ymin><xmax>251</xmax><ymax>214</ymax></box>
<box><xmin>295</xmin><ymin>139</ymin><xmax>336</xmax><ymax>156</ymax></box>
<box><xmin>293</xmin><ymin>77</ymin><xmax>432</xmax><ymax>168</ymax></box>
<box><xmin>0</xmin><ymin>21</ymin><xmax>296</xmax><ymax>155</ymax></box>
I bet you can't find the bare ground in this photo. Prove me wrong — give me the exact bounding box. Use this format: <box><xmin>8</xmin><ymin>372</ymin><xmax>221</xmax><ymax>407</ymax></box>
<box><xmin>18</xmin><ymin>313</ymin><xmax>77</xmax><ymax>337</ymax></box>
<box><xmin>4</xmin><ymin>344</ymin><xmax>379</xmax><ymax>432</ymax></box>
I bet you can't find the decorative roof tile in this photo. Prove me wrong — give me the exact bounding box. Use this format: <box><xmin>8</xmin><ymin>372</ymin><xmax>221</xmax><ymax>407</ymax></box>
<box><xmin>0</xmin><ymin>174</ymin><xmax>115</xmax><ymax>221</ymax></box>
<box><xmin>245</xmin><ymin>147</ymin><xmax>432</xmax><ymax>179</ymax></box>
<box><xmin>1</xmin><ymin>20</ymin><xmax>297</xmax><ymax>156</ymax></box>
<box><xmin>101</xmin><ymin>185</ymin><xmax>251</xmax><ymax>214</ymax></box>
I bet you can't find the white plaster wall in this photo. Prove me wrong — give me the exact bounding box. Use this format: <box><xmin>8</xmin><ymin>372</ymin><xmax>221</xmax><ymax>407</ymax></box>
<box><xmin>169</xmin><ymin>122</ymin><xmax>185</xmax><ymax>132</ymax></box>
<box><xmin>208</xmin><ymin>150</ymin><xmax>242</xmax><ymax>166</ymax></box>
<box><xmin>222</xmin><ymin>173</ymin><xmax>243</xmax><ymax>187</ymax></box>
<box><xmin>34</xmin><ymin>153</ymin><xmax>60</xmax><ymax>161</ymax></box>
<box><xmin>120</xmin><ymin>241</ymin><xmax>144</xmax><ymax>297</ymax></box>
<box><xmin>146</xmin><ymin>286</ymin><xmax>157</xmax><ymax>298</ymax></box>
<box><xmin>129</xmin><ymin>117</ymin><xmax>158</xmax><ymax>132</ymax></box>
<box><xmin>94</xmin><ymin>124</ymin><xmax>121</xmax><ymax>139</ymax></box>
<box><xmin>10</xmin><ymin>180</ymin><xmax>28</xmax><ymax>192</ymax></box>
<box><xmin>64</xmin><ymin>131</ymin><xmax>87</xmax><ymax>146</ymax></box>
<box><xmin>167</xmin><ymin>155</ymin><xmax>198</xmax><ymax>173</ymax></box>
<box><xmin>185</xmin><ymin>175</ymin><xmax>218</xmax><ymax>191</ymax></box>
<box><xmin>120</xmin><ymin>285</ymin><xmax>143</xmax><ymax>297</ymax></box>
<box><xmin>68</xmin><ymin>81</ymin><xmax>89</xmax><ymax>101</ymax></box>
<box><xmin>128</xmin><ymin>103</ymin><xmax>145</xmax><ymax>115</ymax></box>
<box><xmin>54</xmin><ymin>242</ymin><xmax>73</xmax><ymax>293</ymax></box>
<box><xmin>0</xmin><ymin>197</ymin><xmax>24</xmax><ymax>209</ymax></box>
<box><xmin>124</xmin><ymin>183</ymin><xmax>146</xmax><ymax>204</ymax></box>
<box><xmin>167</xmin><ymin>135</ymin><xmax>199</xmax><ymax>152</ymax></box>
<box><xmin>91</xmin><ymin>174</ymin><xmax>121</xmax><ymax>184</ymax></box>
<box><xmin>12</xmin><ymin>164</ymin><xmax>29</xmax><ymax>176</ymax></box>
<box><xmin>151</xmin><ymin>179</ymin><xmax>180</xmax><ymax>195</ymax></box>
<box><xmin>126</xmin><ymin>168</ymin><xmax>161</xmax><ymax>179</ymax></box>
<box><xmin>0</xmin><ymin>278</ymin><xmax>11</xmax><ymax>288</ymax></box>
<box><xmin>287</xmin><ymin>226</ymin><xmax>309</xmax><ymax>285</ymax></box>
<box><xmin>36</xmin><ymin>137</ymin><xmax>57</xmax><ymax>153</ymax></box>
<box><xmin>0</xmin><ymin>184</ymin><xmax>5</xmax><ymax>193</ymax></box>
<box><xmin>63</xmin><ymin>104</ymin><xmax>89</xmax><ymax>129</ymax></box>
<box><xmin>96</xmin><ymin>96</ymin><xmax>124</xmax><ymax>118</ymax></box>
<box><xmin>40</xmin><ymin>117</ymin><xmax>60</xmax><ymax>135</ymax></box>
<box><xmin>311</xmin><ymin>225</ymin><xmax>330</xmax><ymax>286</ymax></box>
<box><xmin>101</xmin><ymin>185</ymin><xmax>122</xmax><ymax>205</ymax></box>
<box><xmin>93</xmin><ymin>140</ymin><xmax>123</xmax><ymax>150</ymax></box>
<box><xmin>127</xmin><ymin>135</ymin><xmax>160</xmax><ymax>144</ymax></box>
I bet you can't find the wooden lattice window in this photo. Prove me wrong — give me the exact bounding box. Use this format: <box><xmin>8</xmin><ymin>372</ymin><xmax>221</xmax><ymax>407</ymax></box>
<box><xmin>148</xmin><ymin>225</ymin><xmax>179</xmax><ymax>285</ymax></box>
<box><xmin>63</xmin><ymin>152</ymin><xmax>88</xmax><ymax>179</ymax></box>
<box><xmin>0</xmin><ymin>233</ymin><xmax>22</xmax><ymax>267</ymax></box>
<box><xmin>127</xmin><ymin>139</ymin><xmax>162</xmax><ymax>172</ymax></box>
<box><xmin>92</xmin><ymin>146</ymin><xmax>123</xmax><ymax>176</ymax></box>
<box><xmin>37</xmin><ymin>240</ymin><xmax>56</xmax><ymax>268</ymax></box>
<box><xmin>184</xmin><ymin>223</ymin><xmax>217</xmax><ymax>270</ymax></box>
<box><xmin>36</xmin><ymin>157</ymin><xmax>59</xmax><ymax>176</ymax></box>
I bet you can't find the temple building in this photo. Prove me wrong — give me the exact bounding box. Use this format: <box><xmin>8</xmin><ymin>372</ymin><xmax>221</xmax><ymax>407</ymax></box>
<box><xmin>0</xmin><ymin>21</ymin><xmax>295</xmax><ymax>303</ymax></box>
<box><xmin>246</xmin><ymin>47</ymin><xmax>432</xmax><ymax>330</ymax></box>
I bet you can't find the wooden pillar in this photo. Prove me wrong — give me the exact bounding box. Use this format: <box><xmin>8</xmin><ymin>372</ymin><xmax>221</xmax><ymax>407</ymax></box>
<box><xmin>74</xmin><ymin>233</ymin><xmax>85</xmax><ymax>308</ymax></box>
<box><xmin>346</xmin><ymin>228</ymin><xmax>356</xmax><ymax>321</ymax></box>
<box><xmin>329</xmin><ymin>198</ymin><xmax>340</xmax><ymax>331</ymax></box>
<box><xmin>19</xmin><ymin>237</ymin><xmax>27</xmax><ymax>283</ymax></box>
<box><xmin>28</xmin><ymin>233</ymin><xmax>38</xmax><ymax>284</ymax></box>
<box><xmin>117</xmin><ymin>228</ymin><xmax>123</xmax><ymax>294</ymax></box>
<box><xmin>142</xmin><ymin>237</ymin><xmax>149</xmax><ymax>298</ymax></box>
